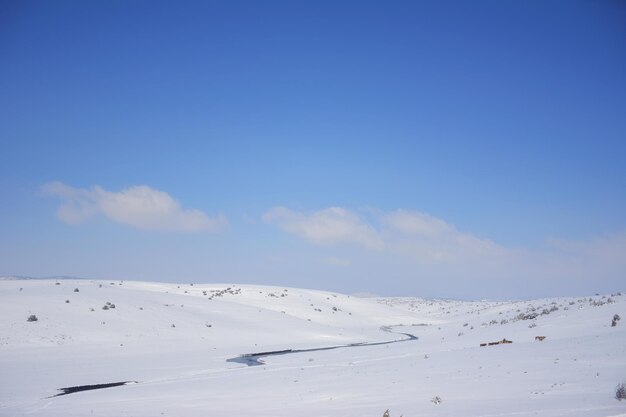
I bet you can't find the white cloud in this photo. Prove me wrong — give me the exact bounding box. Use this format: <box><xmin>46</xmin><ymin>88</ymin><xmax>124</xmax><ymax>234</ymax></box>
<box><xmin>42</xmin><ymin>181</ymin><xmax>228</xmax><ymax>233</ymax></box>
<box><xmin>382</xmin><ymin>209</ymin><xmax>455</xmax><ymax>238</ymax></box>
<box><xmin>263</xmin><ymin>205</ymin><xmax>626</xmax><ymax>297</ymax></box>
<box><xmin>262</xmin><ymin>206</ymin><xmax>383</xmax><ymax>249</ymax></box>
<box><xmin>263</xmin><ymin>206</ymin><xmax>505</xmax><ymax>262</ymax></box>
<box><xmin>381</xmin><ymin>209</ymin><xmax>508</xmax><ymax>262</ymax></box>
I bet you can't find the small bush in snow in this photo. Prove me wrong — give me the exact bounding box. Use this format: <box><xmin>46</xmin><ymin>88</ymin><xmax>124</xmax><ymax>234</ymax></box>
<box><xmin>27</xmin><ymin>314</ymin><xmax>38</xmax><ymax>322</ymax></box>
<box><xmin>612</xmin><ymin>314</ymin><xmax>621</xmax><ymax>327</ymax></box>
<box><xmin>616</xmin><ymin>383</ymin><xmax>626</xmax><ymax>401</ymax></box>
<box><xmin>431</xmin><ymin>396</ymin><xmax>442</xmax><ymax>405</ymax></box>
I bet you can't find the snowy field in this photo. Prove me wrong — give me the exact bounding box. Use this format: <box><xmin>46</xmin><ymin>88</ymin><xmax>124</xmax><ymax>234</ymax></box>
<box><xmin>1</xmin><ymin>278</ymin><xmax>625</xmax><ymax>417</ymax></box>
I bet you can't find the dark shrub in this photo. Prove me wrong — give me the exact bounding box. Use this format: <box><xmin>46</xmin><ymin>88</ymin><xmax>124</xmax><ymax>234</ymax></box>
<box><xmin>612</xmin><ymin>314</ymin><xmax>621</xmax><ymax>327</ymax></box>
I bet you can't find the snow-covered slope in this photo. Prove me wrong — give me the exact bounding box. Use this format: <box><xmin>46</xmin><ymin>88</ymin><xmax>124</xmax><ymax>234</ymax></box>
<box><xmin>1</xmin><ymin>278</ymin><xmax>625</xmax><ymax>417</ymax></box>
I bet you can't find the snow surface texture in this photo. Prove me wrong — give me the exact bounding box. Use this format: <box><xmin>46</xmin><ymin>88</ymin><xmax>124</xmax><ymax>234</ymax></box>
<box><xmin>1</xmin><ymin>278</ymin><xmax>625</xmax><ymax>417</ymax></box>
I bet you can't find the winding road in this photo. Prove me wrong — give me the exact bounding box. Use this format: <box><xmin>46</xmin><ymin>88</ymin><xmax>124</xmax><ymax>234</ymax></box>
<box><xmin>226</xmin><ymin>325</ymin><xmax>419</xmax><ymax>366</ymax></box>
<box><xmin>48</xmin><ymin>325</ymin><xmax>420</xmax><ymax>397</ymax></box>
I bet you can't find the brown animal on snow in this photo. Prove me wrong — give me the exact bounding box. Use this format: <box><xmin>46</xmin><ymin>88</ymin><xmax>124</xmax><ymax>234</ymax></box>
<box><xmin>535</xmin><ymin>336</ymin><xmax>546</xmax><ymax>341</ymax></box>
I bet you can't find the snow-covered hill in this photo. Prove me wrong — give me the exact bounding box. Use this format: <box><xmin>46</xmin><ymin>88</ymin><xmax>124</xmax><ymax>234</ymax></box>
<box><xmin>1</xmin><ymin>278</ymin><xmax>625</xmax><ymax>417</ymax></box>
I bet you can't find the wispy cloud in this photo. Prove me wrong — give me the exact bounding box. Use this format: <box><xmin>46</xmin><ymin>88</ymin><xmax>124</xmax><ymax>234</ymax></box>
<box><xmin>381</xmin><ymin>209</ymin><xmax>508</xmax><ymax>263</ymax></box>
<box><xmin>262</xmin><ymin>206</ymin><xmax>383</xmax><ymax>249</ymax></box>
<box><xmin>263</xmin><ymin>206</ymin><xmax>504</xmax><ymax>262</ymax></box>
<box><xmin>262</xmin><ymin>205</ymin><xmax>626</xmax><ymax>297</ymax></box>
<box><xmin>42</xmin><ymin>181</ymin><xmax>228</xmax><ymax>233</ymax></box>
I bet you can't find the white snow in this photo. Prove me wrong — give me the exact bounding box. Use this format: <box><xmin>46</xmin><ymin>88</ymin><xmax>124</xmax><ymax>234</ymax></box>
<box><xmin>1</xmin><ymin>278</ymin><xmax>625</xmax><ymax>416</ymax></box>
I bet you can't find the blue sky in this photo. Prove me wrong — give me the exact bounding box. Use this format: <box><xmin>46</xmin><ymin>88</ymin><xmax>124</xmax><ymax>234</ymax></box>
<box><xmin>1</xmin><ymin>1</ymin><xmax>625</xmax><ymax>299</ymax></box>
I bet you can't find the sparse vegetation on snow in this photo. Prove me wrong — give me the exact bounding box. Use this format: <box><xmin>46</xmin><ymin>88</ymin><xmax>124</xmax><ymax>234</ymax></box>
<box><xmin>1</xmin><ymin>278</ymin><xmax>625</xmax><ymax>417</ymax></box>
